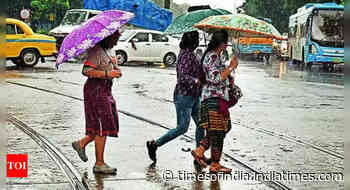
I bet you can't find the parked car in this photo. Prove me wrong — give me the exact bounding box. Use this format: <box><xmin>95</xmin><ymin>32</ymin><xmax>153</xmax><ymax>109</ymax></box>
<box><xmin>114</xmin><ymin>29</ymin><xmax>180</xmax><ymax>65</ymax></box>
<box><xmin>49</xmin><ymin>9</ymin><xmax>102</xmax><ymax>49</ymax></box>
<box><xmin>5</xmin><ymin>18</ymin><xmax>57</xmax><ymax>67</ymax></box>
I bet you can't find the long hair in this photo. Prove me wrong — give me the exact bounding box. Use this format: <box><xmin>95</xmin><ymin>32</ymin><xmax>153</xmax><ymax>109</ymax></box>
<box><xmin>97</xmin><ymin>30</ymin><xmax>120</xmax><ymax>50</ymax></box>
<box><xmin>179</xmin><ymin>31</ymin><xmax>199</xmax><ymax>50</ymax></box>
<box><xmin>200</xmin><ymin>30</ymin><xmax>229</xmax><ymax>64</ymax></box>
<box><xmin>199</xmin><ymin>30</ymin><xmax>228</xmax><ymax>84</ymax></box>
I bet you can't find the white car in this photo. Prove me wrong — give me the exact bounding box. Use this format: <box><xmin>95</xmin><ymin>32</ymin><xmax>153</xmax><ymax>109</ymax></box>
<box><xmin>50</xmin><ymin>9</ymin><xmax>102</xmax><ymax>49</ymax></box>
<box><xmin>114</xmin><ymin>29</ymin><xmax>180</xmax><ymax>65</ymax></box>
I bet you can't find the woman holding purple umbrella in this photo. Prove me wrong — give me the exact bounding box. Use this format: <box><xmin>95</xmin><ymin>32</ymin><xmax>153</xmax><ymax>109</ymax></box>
<box><xmin>72</xmin><ymin>31</ymin><xmax>122</xmax><ymax>174</ymax></box>
<box><xmin>55</xmin><ymin>10</ymin><xmax>134</xmax><ymax>174</ymax></box>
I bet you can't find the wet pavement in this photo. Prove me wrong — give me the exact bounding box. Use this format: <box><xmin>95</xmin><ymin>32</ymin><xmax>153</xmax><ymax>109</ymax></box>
<box><xmin>6</xmin><ymin>122</ymin><xmax>71</xmax><ymax>189</ymax></box>
<box><xmin>4</xmin><ymin>56</ymin><xmax>344</xmax><ymax>190</ymax></box>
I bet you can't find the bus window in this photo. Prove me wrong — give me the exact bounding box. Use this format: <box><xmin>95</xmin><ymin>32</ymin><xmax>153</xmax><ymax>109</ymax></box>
<box><xmin>311</xmin><ymin>10</ymin><xmax>343</xmax><ymax>47</ymax></box>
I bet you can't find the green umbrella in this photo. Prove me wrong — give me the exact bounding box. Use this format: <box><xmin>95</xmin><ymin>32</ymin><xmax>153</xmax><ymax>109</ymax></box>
<box><xmin>194</xmin><ymin>14</ymin><xmax>284</xmax><ymax>40</ymax></box>
<box><xmin>164</xmin><ymin>9</ymin><xmax>231</xmax><ymax>35</ymax></box>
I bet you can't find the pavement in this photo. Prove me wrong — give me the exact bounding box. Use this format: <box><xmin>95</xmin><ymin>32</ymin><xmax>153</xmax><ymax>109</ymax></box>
<box><xmin>4</xmin><ymin>57</ymin><xmax>344</xmax><ymax>190</ymax></box>
<box><xmin>4</xmin><ymin>63</ymin><xmax>268</xmax><ymax>190</ymax></box>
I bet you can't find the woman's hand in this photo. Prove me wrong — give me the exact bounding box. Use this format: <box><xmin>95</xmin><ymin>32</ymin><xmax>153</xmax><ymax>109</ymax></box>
<box><xmin>195</xmin><ymin>78</ymin><xmax>201</xmax><ymax>86</ymax></box>
<box><xmin>229</xmin><ymin>55</ymin><xmax>239</xmax><ymax>70</ymax></box>
<box><xmin>108</xmin><ymin>69</ymin><xmax>122</xmax><ymax>78</ymax></box>
<box><xmin>111</xmin><ymin>57</ymin><xmax>118</xmax><ymax>65</ymax></box>
<box><xmin>230</xmin><ymin>78</ymin><xmax>235</xmax><ymax>87</ymax></box>
<box><xmin>221</xmin><ymin>56</ymin><xmax>238</xmax><ymax>81</ymax></box>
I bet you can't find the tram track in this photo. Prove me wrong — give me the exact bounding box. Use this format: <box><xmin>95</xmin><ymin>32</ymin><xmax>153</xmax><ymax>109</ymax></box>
<box><xmin>46</xmin><ymin>79</ymin><xmax>343</xmax><ymax>160</ymax></box>
<box><xmin>7</xmin><ymin>115</ymin><xmax>91</xmax><ymax>190</ymax></box>
<box><xmin>7</xmin><ymin>80</ymin><xmax>293</xmax><ymax>190</ymax></box>
<box><xmin>7</xmin><ymin>78</ymin><xmax>345</xmax><ymax>189</ymax></box>
<box><xmin>231</xmin><ymin>122</ymin><xmax>344</xmax><ymax>159</ymax></box>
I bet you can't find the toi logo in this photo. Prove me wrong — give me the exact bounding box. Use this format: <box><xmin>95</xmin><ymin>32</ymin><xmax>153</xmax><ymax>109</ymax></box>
<box><xmin>7</xmin><ymin>154</ymin><xmax>28</xmax><ymax>178</ymax></box>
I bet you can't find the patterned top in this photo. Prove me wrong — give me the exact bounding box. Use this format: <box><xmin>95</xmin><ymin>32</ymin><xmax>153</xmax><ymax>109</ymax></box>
<box><xmin>201</xmin><ymin>51</ymin><xmax>230</xmax><ymax>102</ymax></box>
<box><xmin>174</xmin><ymin>48</ymin><xmax>203</xmax><ymax>98</ymax></box>
<box><xmin>82</xmin><ymin>45</ymin><xmax>118</xmax><ymax>79</ymax></box>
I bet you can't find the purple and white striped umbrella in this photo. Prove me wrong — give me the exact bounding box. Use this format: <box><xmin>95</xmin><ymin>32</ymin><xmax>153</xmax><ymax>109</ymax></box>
<box><xmin>56</xmin><ymin>10</ymin><xmax>134</xmax><ymax>68</ymax></box>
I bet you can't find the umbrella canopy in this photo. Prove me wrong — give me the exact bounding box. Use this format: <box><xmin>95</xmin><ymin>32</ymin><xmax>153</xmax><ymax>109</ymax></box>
<box><xmin>164</xmin><ymin>8</ymin><xmax>231</xmax><ymax>35</ymax></box>
<box><xmin>56</xmin><ymin>10</ymin><xmax>134</xmax><ymax>68</ymax></box>
<box><xmin>194</xmin><ymin>14</ymin><xmax>284</xmax><ymax>40</ymax></box>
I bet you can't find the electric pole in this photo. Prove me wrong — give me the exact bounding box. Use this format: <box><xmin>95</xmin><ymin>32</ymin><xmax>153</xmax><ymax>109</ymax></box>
<box><xmin>164</xmin><ymin>0</ymin><xmax>170</xmax><ymax>9</ymax></box>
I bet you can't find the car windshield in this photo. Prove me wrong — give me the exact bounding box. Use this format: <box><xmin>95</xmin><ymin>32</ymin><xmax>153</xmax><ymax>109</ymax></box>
<box><xmin>119</xmin><ymin>30</ymin><xmax>136</xmax><ymax>42</ymax></box>
<box><xmin>311</xmin><ymin>9</ymin><xmax>343</xmax><ymax>47</ymax></box>
<box><xmin>61</xmin><ymin>11</ymin><xmax>87</xmax><ymax>26</ymax></box>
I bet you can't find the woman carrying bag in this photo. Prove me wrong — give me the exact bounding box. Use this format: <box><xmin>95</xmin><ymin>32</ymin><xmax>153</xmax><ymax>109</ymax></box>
<box><xmin>191</xmin><ymin>30</ymin><xmax>241</xmax><ymax>173</ymax></box>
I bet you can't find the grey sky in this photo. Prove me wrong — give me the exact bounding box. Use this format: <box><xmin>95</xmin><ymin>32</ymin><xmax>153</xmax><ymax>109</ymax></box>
<box><xmin>173</xmin><ymin>0</ymin><xmax>245</xmax><ymax>14</ymax></box>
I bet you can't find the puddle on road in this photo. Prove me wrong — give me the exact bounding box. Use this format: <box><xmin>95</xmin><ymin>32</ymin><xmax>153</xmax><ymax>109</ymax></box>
<box><xmin>5</xmin><ymin>61</ymin><xmax>77</xmax><ymax>78</ymax></box>
<box><xmin>260</xmin><ymin>57</ymin><xmax>344</xmax><ymax>86</ymax></box>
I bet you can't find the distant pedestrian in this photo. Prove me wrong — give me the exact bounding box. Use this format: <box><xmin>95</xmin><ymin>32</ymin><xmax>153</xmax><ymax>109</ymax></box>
<box><xmin>72</xmin><ymin>31</ymin><xmax>122</xmax><ymax>174</ymax></box>
<box><xmin>146</xmin><ymin>31</ymin><xmax>205</xmax><ymax>163</ymax></box>
<box><xmin>191</xmin><ymin>30</ymin><xmax>238</xmax><ymax>173</ymax></box>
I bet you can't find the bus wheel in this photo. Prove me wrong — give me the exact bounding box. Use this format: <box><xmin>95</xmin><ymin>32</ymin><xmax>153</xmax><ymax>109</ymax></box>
<box><xmin>322</xmin><ymin>63</ymin><xmax>327</xmax><ymax>72</ymax></box>
<box><xmin>329</xmin><ymin>63</ymin><xmax>335</xmax><ymax>72</ymax></box>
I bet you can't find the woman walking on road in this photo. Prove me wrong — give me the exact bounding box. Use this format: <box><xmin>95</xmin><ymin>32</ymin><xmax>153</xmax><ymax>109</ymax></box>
<box><xmin>191</xmin><ymin>30</ymin><xmax>238</xmax><ymax>173</ymax></box>
<box><xmin>72</xmin><ymin>31</ymin><xmax>122</xmax><ymax>174</ymax></box>
<box><xmin>146</xmin><ymin>31</ymin><xmax>205</xmax><ymax>163</ymax></box>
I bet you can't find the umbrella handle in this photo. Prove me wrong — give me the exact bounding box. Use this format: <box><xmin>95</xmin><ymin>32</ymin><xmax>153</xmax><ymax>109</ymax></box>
<box><xmin>231</xmin><ymin>40</ymin><xmax>240</xmax><ymax>57</ymax></box>
<box><xmin>234</xmin><ymin>32</ymin><xmax>241</xmax><ymax>56</ymax></box>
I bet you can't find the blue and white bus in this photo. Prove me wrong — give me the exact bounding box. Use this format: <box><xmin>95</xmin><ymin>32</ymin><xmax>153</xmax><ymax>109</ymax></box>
<box><xmin>288</xmin><ymin>3</ymin><xmax>343</xmax><ymax>71</ymax></box>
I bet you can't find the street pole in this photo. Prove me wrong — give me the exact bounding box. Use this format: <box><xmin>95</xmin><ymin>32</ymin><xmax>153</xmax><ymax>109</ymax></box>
<box><xmin>161</xmin><ymin>0</ymin><xmax>171</xmax><ymax>69</ymax></box>
<box><xmin>164</xmin><ymin>0</ymin><xmax>170</xmax><ymax>9</ymax></box>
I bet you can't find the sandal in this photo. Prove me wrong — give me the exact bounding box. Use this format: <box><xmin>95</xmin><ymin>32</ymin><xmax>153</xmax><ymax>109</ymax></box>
<box><xmin>191</xmin><ymin>149</ymin><xmax>207</xmax><ymax>168</ymax></box>
<box><xmin>209</xmin><ymin>162</ymin><xmax>232</xmax><ymax>174</ymax></box>
<box><xmin>72</xmin><ymin>141</ymin><xmax>88</xmax><ymax>162</ymax></box>
<box><xmin>93</xmin><ymin>163</ymin><xmax>117</xmax><ymax>174</ymax></box>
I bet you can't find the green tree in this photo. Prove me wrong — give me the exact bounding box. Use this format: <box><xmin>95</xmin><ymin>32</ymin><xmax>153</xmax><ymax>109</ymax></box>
<box><xmin>7</xmin><ymin>0</ymin><xmax>31</xmax><ymax>19</ymax></box>
<box><xmin>244</xmin><ymin>0</ymin><xmax>291</xmax><ymax>33</ymax></box>
<box><xmin>69</xmin><ymin>0</ymin><xmax>84</xmax><ymax>9</ymax></box>
<box><xmin>30</xmin><ymin>0</ymin><xmax>70</xmax><ymax>30</ymax></box>
<box><xmin>243</xmin><ymin>0</ymin><xmax>343</xmax><ymax>33</ymax></box>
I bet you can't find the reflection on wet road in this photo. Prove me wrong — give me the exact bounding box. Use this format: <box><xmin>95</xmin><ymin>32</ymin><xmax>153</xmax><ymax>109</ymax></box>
<box><xmin>4</xmin><ymin>57</ymin><xmax>344</xmax><ymax>190</ymax></box>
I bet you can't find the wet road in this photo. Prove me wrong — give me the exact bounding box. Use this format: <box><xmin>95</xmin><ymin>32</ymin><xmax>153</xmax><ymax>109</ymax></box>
<box><xmin>4</xmin><ymin>57</ymin><xmax>344</xmax><ymax>190</ymax></box>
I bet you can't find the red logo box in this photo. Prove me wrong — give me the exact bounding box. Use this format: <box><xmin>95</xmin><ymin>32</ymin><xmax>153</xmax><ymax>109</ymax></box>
<box><xmin>7</xmin><ymin>154</ymin><xmax>28</xmax><ymax>178</ymax></box>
